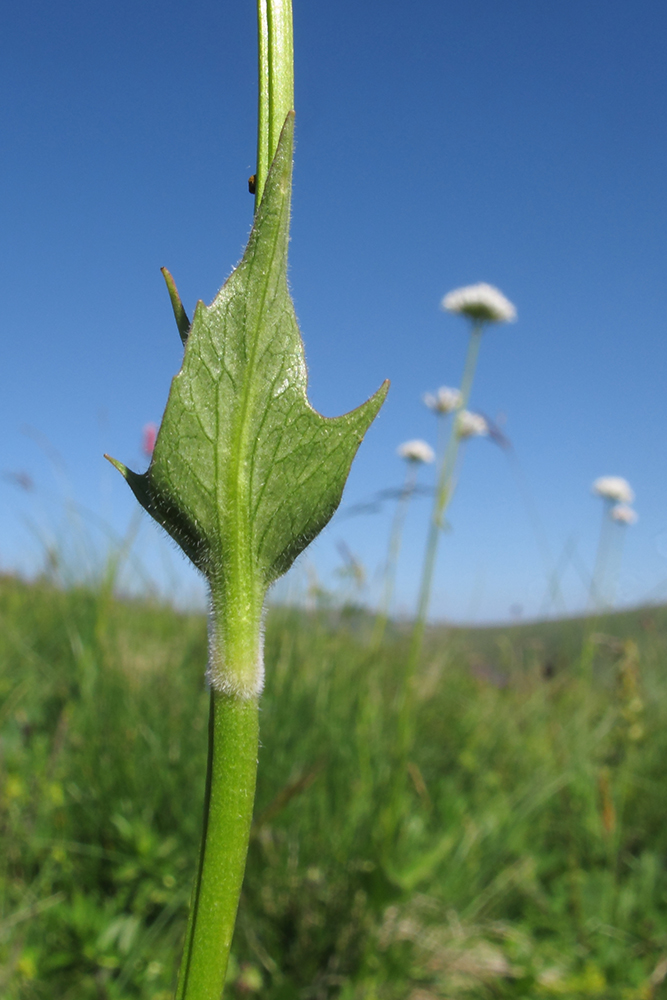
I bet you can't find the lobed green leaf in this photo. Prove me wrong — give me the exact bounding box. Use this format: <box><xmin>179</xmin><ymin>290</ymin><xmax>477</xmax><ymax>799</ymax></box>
<box><xmin>110</xmin><ymin>113</ymin><xmax>387</xmax><ymax>593</ymax></box>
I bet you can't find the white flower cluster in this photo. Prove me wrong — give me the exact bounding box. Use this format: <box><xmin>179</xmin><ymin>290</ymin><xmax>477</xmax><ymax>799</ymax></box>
<box><xmin>592</xmin><ymin>477</ymin><xmax>638</xmax><ymax>527</ymax></box>
<box><xmin>442</xmin><ymin>283</ymin><xmax>517</xmax><ymax>324</ymax></box>
<box><xmin>611</xmin><ymin>504</ymin><xmax>638</xmax><ymax>526</ymax></box>
<box><xmin>423</xmin><ymin>386</ymin><xmax>462</xmax><ymax>414</ymax></box>
<box><xmin>456</xmin><ymin>410</ymin><xmax>488</xmax><ymax>439</ymax></box>
<box><xmin>397</xmin><ymin>439</ymin><xmax>435</xmax><ymax>464</ymax></box>
<box><xmin>592</xmin><ymin>476</ymin><xmax>635</xmax><ymax>504</ymax></box>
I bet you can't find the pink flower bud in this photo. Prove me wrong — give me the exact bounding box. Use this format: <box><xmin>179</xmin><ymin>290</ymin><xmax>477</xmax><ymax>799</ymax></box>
<box><xmin>142</xmin><ymin>423</ymin><xmax>158</xmax><ymax>458</ymax></box>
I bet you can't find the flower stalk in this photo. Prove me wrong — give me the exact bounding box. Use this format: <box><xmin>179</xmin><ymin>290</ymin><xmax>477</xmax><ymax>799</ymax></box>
<box><xmin>255</xmin><ymin>0</ymin><xmax>294</xmax><ymax>210</ymax></box>
<box><xmin>399</xmin><ymin>324</ymin><xmax>482</xmax><ymax>753</ymax></box>
<box><xmin>175</xmin><ymin>695</ymin><xmax>259</xmax><ymax>999</ymax></box>
<box><xmin>589</xmin><ymin>477</ymin><xmax>636</xmax><ymax>610</ymax></box>
<box><xmin>174</xmin><ymin>7</ymin><xmax>297</xmax><ymax>989</ymax></box>
<box><xmin>371</xmin><ymin>442</ymin><xmax>433</xmax><ymax>648</ymax></box>
<box><xmin>174</xmin><ymin>3</ymin><xmax>296</xmax><ymax>990</ymax></box>
<box><xmin>107</xmin><ymin>0</ymin><xmax>387</xmax><ymax>994</ymax></box>
<box><xmin>399</xmin><ymin>283</ymin><xmax>516</xmax><ymax>758</ymax></box>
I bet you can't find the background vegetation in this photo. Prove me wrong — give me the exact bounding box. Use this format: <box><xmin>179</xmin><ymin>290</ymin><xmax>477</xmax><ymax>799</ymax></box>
<box><xmin>2</xmin><ymin>573</ymin><xmax>667</xmax><ymax>998</ymax></box>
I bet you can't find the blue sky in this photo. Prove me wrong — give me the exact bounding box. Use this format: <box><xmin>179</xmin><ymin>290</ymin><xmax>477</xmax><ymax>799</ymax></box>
<box><xmin>1</xmin><ymin>0</ymin><xmax>666</xmax><ymax>621</ymax></box>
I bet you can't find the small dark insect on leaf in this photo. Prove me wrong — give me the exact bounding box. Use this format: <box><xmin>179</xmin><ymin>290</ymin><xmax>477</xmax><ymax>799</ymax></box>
<box><xmin>248</xmin><ymin>174</ymin><xmax>257</xmax><ymax>194</ymax></box>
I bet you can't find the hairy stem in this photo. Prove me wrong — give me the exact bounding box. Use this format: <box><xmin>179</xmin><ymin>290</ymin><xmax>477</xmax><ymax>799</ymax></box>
<box><xmin>255</xmin><ymin>0</ymin><xmax>294</xmax><ymax>209</ymax></box>
<box><xmin>175</xmin><ymin>3</ymin><xmax>293</xmax><ymax>994</ymax></box>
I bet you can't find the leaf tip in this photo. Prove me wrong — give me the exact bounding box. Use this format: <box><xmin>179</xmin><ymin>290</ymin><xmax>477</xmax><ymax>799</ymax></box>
<box><xmin>104</xmin><ymin>454</ymin><xmax>130</xmax><ymax>479</ymax></box>
<box><xmin>363</xmin><ymin>378</ymin><xmax>391</xmax><ymax>421</ymax></box>
<box><xmin>161</xmin><ymin>267</ymin><xmax>191</xmax><ymax>345</ymax></box>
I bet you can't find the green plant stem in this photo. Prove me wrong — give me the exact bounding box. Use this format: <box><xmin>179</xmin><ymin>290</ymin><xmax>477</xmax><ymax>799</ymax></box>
<box><xmin>434</xmin><ymin>407</ymin><xmax>450</xmax><ymax>466</ymax></box>
<box><xmin>606</xmin><ymin>525</ymin><xmax>626</xmax><ymax>607</ymax></box>
<box><xmin>504</xmin><ymin>446</ymin><xmax>566</xmax><ymax>616</ymax></box>
<box><xmin>255</xmin><ymin>0</ymin><xmax>294</xmax><ymax>209</ymax></box>
<box><xmin>175</xmin><ymin>3</ymin><xmax>294</xmax><ymax>995</ymax></box>
<box><xmin>400</xmin><ymin>323</ymin><xmax>483</xmax><ymax>751</ymax></box>
<box><xmin>371</xmin><ymin>463</ymin><xmax>419</xmax><ymax>649</ymax></box>
<box><xmin>590</xmin><ymin>501</ymin><xmax>614</xmax><ymax>611</ymax></box>
<box><xmin>540</xmin><ymin>534</ymin><xmax>577</xmax><ymax>618</ymax></box>
<box><xmin>175</xmin><ymin>690</ymin><xmax>259</xmax><ymax>999</ymax></box>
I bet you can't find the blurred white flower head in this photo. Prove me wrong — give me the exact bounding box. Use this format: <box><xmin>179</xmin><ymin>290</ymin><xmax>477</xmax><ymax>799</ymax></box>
<box><xmin>592</xmin><ymin>476</ymin><xmax>635</xmax><ymax>504</ymax></box>
<box><xmin>611</xmin><ymin>504</ymin><xmax>638</xmax><ymax>525</ymax></box>
<box><xmin>397</xmin><ymin>439</ymin><xmax>435</xmax><ymax>464</ymax></box>
<box><xmin>442</xmin><ymin>283</ymin><xmax>517</xmax><ymax>324</ymax></box>
<box><xmin>423</xmin><ymin>386</ymin><xmax>463</xmax><ymax>414</ymax></box>
<box><xmin>456</xmin><ymin>411</ymin><xmax>488</xmax><ymax>439</ymax></box>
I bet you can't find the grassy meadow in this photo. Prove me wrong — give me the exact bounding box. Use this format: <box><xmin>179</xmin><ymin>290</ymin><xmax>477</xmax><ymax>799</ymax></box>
<box><xmin>2</xmin><ymin>573</ymin><xmax>667</xmax><ymax>998</ymax></box>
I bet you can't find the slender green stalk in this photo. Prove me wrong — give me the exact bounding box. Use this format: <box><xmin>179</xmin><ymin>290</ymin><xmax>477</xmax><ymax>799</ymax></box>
<box><xmin>176</xmin><ymin>562</ymin><xmax>265</xmax><ymax>998</ymax></box>
<box><xmin>605</xmin><ymin>524</ymin><xmax>627</xmax><ymax>607</ymax></box>
<box><xmin>111</xmin><ymin>1</ymin><xmax>386</xmax><ymax>990</ymax></box>
<box><xmin>539</xmin><ymin>534</ymin><xmax>577</xmax><ymax>618</ymax></box>
<box><xmin>176</xmin><ymin>3</ymin><xmax>294</xmax><ymax>994</ymax></box>
<box><xmin>591</xmin><ymin>506</ymin><xmax>629</xmax><ymax>611</ymax></box>
<box><xmin>255</xmin><ymin>0</ymin><xmax>294</xmax><ymax>210</ymax></box>
<box><xmin>402</xmin><ymin>324</ymin><xmax>483</xmax><ymax>728</ymax></box>
<box><xmin>371</xmin><ymin>462</ymin><xmax>419</xmax><ymax>648</ymax></box>
<box><xmin>503</xmin><ymin>446</ymin><xmax>566</xmax><ymax>616</ymax></box>
<box><xmin>176</xmin><ymin>691</ymin><xmax>259</xmax><ymax>999</ymax></box>
<box><xmin>590</xmin><ymin>501</ymin><xmax>614</xmax><ymax>611</ymax></box>
<box><xmin>434</xmin><ymin>406</ymin><xmax>450</xmax><ymax>467</ymax></box>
